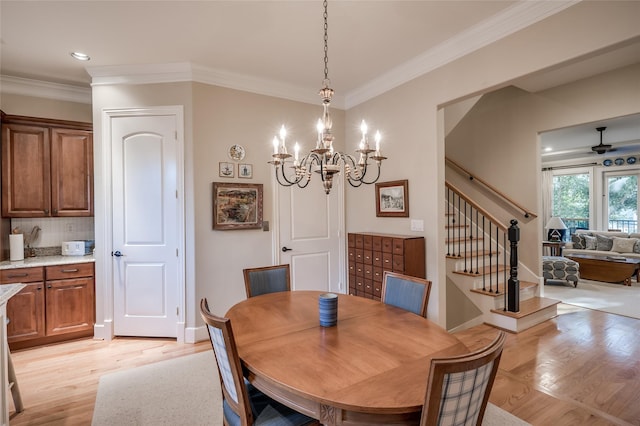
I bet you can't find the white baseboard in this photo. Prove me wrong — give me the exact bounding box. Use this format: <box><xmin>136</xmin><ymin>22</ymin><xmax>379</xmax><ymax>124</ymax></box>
<box><xmin>185</xmin><ymin>325</ymin><xmax>209</xmax><ymax>344</ymax></box>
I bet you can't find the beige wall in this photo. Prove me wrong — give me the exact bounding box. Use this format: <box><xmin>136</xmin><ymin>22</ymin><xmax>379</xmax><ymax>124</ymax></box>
<box><xmin>0</xmin><ymin>93</ymin><xmax>92</xmax><ymax>122</ymax></box>
<box><xmin>191</xmin><ymin>83</ymin><xmax>344</xmax><ymax>319</ymax></box>
<box><xmin>345</xmin><ymin>0</ymin><xmax>640</xmax><ymax>326</ymax></box>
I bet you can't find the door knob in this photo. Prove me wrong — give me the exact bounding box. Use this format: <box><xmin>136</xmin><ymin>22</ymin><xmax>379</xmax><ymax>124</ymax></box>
<box><xmin>281</xmin><ymin>247</ymin><xmax>293</xmax><ymax>252</ymax></box>
<box><xmin>112</xmin><ymin>250</ymin><xmax>124</xmax><ymax>257</ymax></box>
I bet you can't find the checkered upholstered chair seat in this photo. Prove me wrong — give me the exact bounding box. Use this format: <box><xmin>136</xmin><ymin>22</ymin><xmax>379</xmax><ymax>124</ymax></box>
<box><xmin>200</xmin><ymin>298</ymin><xmax>318</xmax><ymax>426</ymax></box>
<box><xmin>420</xmin><ymin>332</ymin><xmax>506</xmax><ymax>426</ymax></box>
<box><xmin>542</xmin><ymin>256</ymin><xmax>579</xmax><ymax>287</ymax></box>
<box><xmin>243</xmin><ymin>264</ymin><xmax>291</xmax><ymax>298</ymax></box>
<box><xmin>381</xmin><ymin>271</ymin><xmax>432</xmax><ymax>317</ymax></box>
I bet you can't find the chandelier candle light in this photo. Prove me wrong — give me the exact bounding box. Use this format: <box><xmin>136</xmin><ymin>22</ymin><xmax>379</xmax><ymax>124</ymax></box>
<box><xmin>269</xmin><ymin>0</ymin><xmax>386</xmax><ymax>195</ymax></box>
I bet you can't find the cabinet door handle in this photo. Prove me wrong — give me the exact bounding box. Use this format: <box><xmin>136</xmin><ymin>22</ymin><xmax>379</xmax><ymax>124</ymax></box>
<box><xmin>47</xmin><ymin>285</ymin><xmax>52</xmax><ymax>289</ymax></box>
<box><xmin>61</xmin><ymin>269</ymin><xmax>79</xmax><ymax>273</ymax></box>
<box><xmin>8</xmin><ymin>273</ymin><xmax>28</xmax><ymax>278</ymax></box>
<box><xmin>37</xmin><ymin>287</ymin><xmax>42</xmax><ymax>291</ymax></box>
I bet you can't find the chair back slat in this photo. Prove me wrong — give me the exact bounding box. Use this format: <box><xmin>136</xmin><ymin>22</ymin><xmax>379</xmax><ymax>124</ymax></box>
<box><xmin>244</xmin><ymin>264</ymin><xmax>291</xmax><ymax>298</ymax></box>
<box><xmin>438</xmin><ymin>361</ymin><xmax>494</xmax><ymax>424</ymax></box>
<box><xmin>421</xmin><ymin>331</ymin><xmax>506</xmax><ymax>426</ymax></box>
<box><xmin>381</xmin><ymin>271</ymin><xmax>431</xmax><ymax>317</ymax></box>
<box><xmin>200</xmin><ymin>299</ymin><xmax>255</xmax><ymax>425</ymax></box>
<box><xmin>208</xmin><ymin>325</ymin><xmax>239</xmax><ymax>404</ymax></box>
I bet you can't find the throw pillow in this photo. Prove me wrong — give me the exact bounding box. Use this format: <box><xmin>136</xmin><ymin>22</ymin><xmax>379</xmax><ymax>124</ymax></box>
<box><xmin>571</xmin><ymin>234</ymin><xmax>586</xmax><ymax>249</ymax></box>
<box><xmin>584</xmin><ymin>235</ymin><xmax>597</xmax><ymax>250</ymax></box>
<box><xmin>596</xmin><ymin>234</ymin><xmax>614</xmax><ymax>251</ymax></box>
<box><xmin>634</xmin><ymin>239</ymin><xmax>640</xmax><ymax>254</ymax></box>
<box><xmin>612</xmin><ymin>237</ymin><xmax>637</xmax><ymax>253</ymax></box>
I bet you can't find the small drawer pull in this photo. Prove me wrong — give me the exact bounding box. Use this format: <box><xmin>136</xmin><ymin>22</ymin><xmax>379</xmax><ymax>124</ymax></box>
<box><xmin>8</xmin><ymin>273</ymin><xmax>28</xmax><ymax>278</ymax></box>
<box><xmin>61</xmin><ymin>269</ymin><xmax>79</xmax><ymax>273</ymax></box>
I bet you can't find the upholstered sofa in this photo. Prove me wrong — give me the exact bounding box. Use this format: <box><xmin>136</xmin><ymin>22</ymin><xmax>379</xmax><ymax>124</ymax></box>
<box><xmin>563</xmin><ymin>229</ymin><xmax>640</xmax><ymax>259</ymax></box>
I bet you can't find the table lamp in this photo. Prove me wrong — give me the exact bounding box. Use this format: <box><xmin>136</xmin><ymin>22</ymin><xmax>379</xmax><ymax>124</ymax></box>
<box><xmin>546</xmin><ymin>217</ymin><xmax>568</xmax><ymax>242</ymax></box>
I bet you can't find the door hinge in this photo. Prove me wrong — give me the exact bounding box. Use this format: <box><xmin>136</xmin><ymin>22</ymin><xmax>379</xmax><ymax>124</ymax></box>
<box><xmin>176</xmin><ymin>248</ymin><xmax>179</xmax><ymax>257</ymax></box>
<box><xmin>176</xmin><ymin>307</ymin><xmax>179</xmax><ymax>316</ymax></box>
<box><xmin>176</xmin><ymin>190</ymin><xmax>178</xmax><ymax>199</ymax></box>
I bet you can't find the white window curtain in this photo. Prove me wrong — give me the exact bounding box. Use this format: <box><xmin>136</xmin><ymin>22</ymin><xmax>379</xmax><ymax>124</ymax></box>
<box><xmin>541</xmin><ymin>170</ymin><xmax>553</xmax><ymax>231</ymax></box>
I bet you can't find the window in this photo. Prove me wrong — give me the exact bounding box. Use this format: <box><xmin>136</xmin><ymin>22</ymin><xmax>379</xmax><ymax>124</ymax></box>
<box><xmin>605</xmin><ymin>172</ymin><xmax>638</xmax><ymax>233</ymax></box>
<box><xmin>552</xmin><ymin>173</ymin><xmax>590</xmax><ymax>236</ymax></box>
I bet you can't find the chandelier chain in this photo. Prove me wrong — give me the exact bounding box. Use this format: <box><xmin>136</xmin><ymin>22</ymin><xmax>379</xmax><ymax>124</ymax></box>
<box><xmin>323</xmin><ymin>0</ymin><xmax>329</xmax><ymax>82</ymax></box>
<box><xmin>269</xmin><ymin>0</ymin><xmax>386</xmax><ymax>195</ymax></box>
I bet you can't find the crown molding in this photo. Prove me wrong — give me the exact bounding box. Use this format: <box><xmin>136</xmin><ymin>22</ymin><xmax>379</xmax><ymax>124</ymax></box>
<box><xmin>0</xmin><ymin>75</ymin><xmax>92</xmax><ymax>104</ymax></box>
<box><xmin>86</xmin><ymin>62</ymin><xmax>193</xmax><ymax>86</ymax></box>
<box><xmin>87</xmin><ymin>62</ymin><xmax>345</xmax><ymax>109</ymax></box>
<box><xmin>344</xmin><ymin>0</ymin><xmax>579</xmax><ymax>108</ymax></box>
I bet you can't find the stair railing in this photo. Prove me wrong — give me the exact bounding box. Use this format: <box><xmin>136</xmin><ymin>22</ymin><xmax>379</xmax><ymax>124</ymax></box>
<box><xmin>445</xmin><ymin>182</ymin><xmax>520</xmax><ymax>312</ymax></box>
<box><xmin>446</xmin><ymin>157</ymin><xmax>537</xmax><ymax>219</ymax></box>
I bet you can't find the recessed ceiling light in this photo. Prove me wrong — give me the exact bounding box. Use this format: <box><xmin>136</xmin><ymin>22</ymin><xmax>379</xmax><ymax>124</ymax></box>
<box><xmin>70</xmin><ymin>52</ymin><xmax>90</xmax><ymax>61</ymax></box>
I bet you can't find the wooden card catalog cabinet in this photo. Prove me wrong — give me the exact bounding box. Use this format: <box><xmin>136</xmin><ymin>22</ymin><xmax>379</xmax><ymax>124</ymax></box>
<box><xmin>348</xmin><ymin>233</ymin><xmax>425</xmax><ymax>300</ymax></box>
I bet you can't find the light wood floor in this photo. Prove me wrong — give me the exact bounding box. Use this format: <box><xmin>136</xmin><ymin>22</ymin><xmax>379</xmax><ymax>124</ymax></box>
<box><xmin>7</xmin><ymin>303</ymin><xmax>640</xmax><ymax>425</ymax></box>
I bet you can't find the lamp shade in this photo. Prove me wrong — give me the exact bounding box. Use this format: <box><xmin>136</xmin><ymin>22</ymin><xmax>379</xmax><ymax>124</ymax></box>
<box><xmin>545</xmin><ymin>217</ymin><xmax>568</xmax><ymax>230</ymax></box>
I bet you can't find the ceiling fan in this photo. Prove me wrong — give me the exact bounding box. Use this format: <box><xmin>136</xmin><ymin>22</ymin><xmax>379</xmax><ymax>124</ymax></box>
<box><xmin>591</xmin><ymin>126</ymin><xmax>614</xmax><ymax>154</ymax></box>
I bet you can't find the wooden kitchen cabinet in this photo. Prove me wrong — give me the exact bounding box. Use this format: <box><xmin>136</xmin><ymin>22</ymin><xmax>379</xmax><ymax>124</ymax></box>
<box><xmin>1</xmin><ymin>262</ymin><xmax>95</xmax><ymax>350</ymax></box>
<box><xmin>1</xmin><ymin>267</ymin><xmax>46</xmax><ymax>343</ymax></box>
<box><xmin>1</xmin><ymin>113</ymin><xmax>93</xmax><ymax>218</ymax></box>
<box><xmin>45</xmin><ymin>263</ymin><xmax>95</xmax><ymax>337</ymax></box>
<box><xmin>348</xmin><ymin>233</ymin><xmax>425</xmax><ymax>300</ymax></box>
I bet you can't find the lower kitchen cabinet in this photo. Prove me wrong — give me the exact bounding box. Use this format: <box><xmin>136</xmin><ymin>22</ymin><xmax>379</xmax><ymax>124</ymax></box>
<box><xmin>1</xmin><ymin>262</ymin><xmax>95</xmax><ymax>349</ymax></box>
<box><xmin>2</xmin><ymin>267</ymin><xmax>45</xmax><ymax>343</ymax></box>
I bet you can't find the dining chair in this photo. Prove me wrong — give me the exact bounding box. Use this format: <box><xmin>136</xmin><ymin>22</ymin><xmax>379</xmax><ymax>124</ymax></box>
<box><xmin>243</xmin><ymin>264</ymin><xmax>291</xmax><ymax>298</ymax></box>
<box><xmin>420</xmin><ymin>331</ymin><xmax>507</xmax><ymax>426</ymax></box>
<box><xmin>381</xmin><ymin>271</ymin><xmax>432</xmax><ymax>317</ymax></box>
<box><xmin>200</xmin><ymin>298</ymin><xmax>318</xmax><ymax>426</ymax></box>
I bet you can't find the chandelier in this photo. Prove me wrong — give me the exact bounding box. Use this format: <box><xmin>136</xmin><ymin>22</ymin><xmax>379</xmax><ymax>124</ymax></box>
<box><xmin>269</xmin><ymin>0</ymin><xmax>386</xmax><ymax>195</ymax></box>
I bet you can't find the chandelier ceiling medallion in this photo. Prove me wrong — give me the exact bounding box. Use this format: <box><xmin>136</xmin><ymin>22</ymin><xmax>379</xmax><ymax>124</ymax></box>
<box><xmin>269</xmin><ymin>0</ymin><xmax>386</xmax><ymax>195</ymax></box>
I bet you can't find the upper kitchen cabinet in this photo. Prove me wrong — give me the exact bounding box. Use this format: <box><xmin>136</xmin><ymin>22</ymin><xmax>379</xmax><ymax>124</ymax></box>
<box><xmin>1</xmin><ymin>113</ymin><xmax>93</xmax><ymax>217</ymax></box>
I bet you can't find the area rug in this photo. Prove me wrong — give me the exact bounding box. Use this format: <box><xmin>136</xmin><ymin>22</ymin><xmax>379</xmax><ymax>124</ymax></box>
<box><xmin>92</xmin><ymin>351</ymin><xmax>529</xmax><ymax>425</ymax></box>
<box><xmin>544</xmin><ymin>278</ymin><xmax>640</xmax><ymax>319</ymax></box>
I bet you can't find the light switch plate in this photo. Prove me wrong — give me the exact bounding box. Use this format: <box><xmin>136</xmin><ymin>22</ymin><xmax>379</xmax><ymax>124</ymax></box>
<box><xmin>411</xmin><ymin>219</ymin><xmax>424</xmax><ymax>232</ymax></box>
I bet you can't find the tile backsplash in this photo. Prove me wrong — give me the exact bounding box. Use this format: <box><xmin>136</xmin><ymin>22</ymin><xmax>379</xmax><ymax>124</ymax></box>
<box><xmin>10</xmin><ymin>217</ymin><xmax>95</xmax><ymax>248</ymax></box>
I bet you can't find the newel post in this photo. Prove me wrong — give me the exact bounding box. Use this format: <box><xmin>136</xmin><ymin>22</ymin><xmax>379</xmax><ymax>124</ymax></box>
<box><xmin>507</xmin><ymin>220</ymin><xmax>520</xmax><ymax>312</ymax></box>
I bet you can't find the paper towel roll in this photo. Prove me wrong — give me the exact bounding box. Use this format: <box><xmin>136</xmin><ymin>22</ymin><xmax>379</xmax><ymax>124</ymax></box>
<box><xmin>10</xmin><ymin>234</ymin><xmax>24</xmax><ymax>261</ymax></box>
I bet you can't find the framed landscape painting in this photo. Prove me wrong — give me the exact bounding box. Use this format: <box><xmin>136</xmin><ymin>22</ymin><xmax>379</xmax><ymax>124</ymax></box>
<box><xmin>213</xmin><ymin>182</ymin><xmax>263</xmax><ymax>230</ymax></box>
<box><xmin>376</xmin><ymin>180</ymin><xmax>409</xmax><ymax>217</ymax></box>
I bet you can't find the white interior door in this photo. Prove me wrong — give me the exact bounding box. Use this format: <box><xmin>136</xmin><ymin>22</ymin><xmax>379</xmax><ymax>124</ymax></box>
<box><xmin>277</xmin><ymin>175</ymin><xmax>344</xmax><ymax>293</ymax></box>
<box><xmin>111</xmin><ymin>114</ymin><xmax>181</xmax><ymax>337</ymax></box>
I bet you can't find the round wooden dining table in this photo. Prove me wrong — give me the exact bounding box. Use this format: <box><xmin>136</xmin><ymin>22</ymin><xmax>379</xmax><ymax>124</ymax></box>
<box><xmin>225</xmin><ymin>290</ymin><xmax>469</xmax><ymax>425</ymax></box>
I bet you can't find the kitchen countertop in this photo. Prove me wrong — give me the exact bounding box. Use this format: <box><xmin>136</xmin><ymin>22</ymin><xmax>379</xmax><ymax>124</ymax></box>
<box><xmin>0</xmin><ymin>254</ymin><xmax>95</xmax><ymax>270</ymax></box>
<box><xmin>0</xmin><ymin>283</ymin><xmax>26</xmax><ymax>304</ymax></box>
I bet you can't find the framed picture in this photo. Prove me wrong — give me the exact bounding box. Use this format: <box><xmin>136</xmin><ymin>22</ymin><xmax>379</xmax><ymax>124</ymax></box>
<box><xmin>219</xmin><ymin>162</ymin><xmax>235</xmax><ymax>178</ymax></box>
<box><xmin>238</xmin><ymin>163</ymin><xmax>253</xmax><ymax>179</ymax></box>
<box><xmin>213</xmin><ymin>182</ymin><xmax>263</xmax><ymax>230</ymax></box>
<box><xmin>376</xmin><ymin>180</ymin><xmax>409</xmax><ymax>217</ymax></box>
